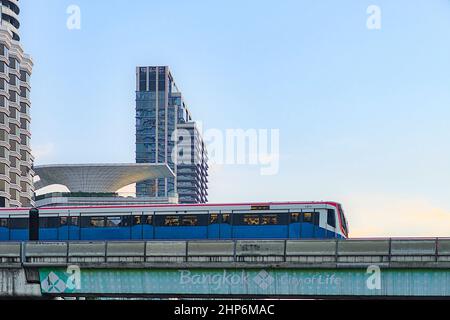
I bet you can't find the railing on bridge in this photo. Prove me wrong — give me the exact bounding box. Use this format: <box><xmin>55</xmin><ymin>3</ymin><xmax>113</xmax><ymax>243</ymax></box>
<box><xmin>1</xmin><ymin>238</ymin><xmax>450</xmax><ymax>267</ymax></box>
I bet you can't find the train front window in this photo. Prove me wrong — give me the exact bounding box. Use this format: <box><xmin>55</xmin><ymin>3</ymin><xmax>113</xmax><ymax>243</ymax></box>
<box><xmin>327</xmin><ymin>210</ymin><xmax>336</xmax><ymax>228</ymax></box>
<box><xmin>338</xmin><ymin>205</ymin><xmax>349</xmax><ymax>235</ymax></box>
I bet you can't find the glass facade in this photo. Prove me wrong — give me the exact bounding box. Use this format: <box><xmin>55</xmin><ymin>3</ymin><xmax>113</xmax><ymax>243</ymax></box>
<box><xmin>135</xmin><ymin>66</ymin><xmax>208</xmax><ymax>203</ymax></box>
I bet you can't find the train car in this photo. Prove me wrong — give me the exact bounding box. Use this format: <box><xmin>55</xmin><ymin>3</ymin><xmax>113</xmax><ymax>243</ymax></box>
<box><xmin>0</xmin><ymin>201</ymin><xmax>349</xmax><ymax>241</ymax></box>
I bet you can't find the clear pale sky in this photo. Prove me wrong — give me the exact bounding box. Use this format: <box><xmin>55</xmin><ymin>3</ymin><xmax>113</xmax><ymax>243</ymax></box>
<box><xmin>21</xmin><ymin>0</ymin><xmax>450</xmax><ymax>237</ymax></box>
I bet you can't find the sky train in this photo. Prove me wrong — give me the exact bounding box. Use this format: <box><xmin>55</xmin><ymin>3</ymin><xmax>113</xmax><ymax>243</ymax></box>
<box><xmin>0</xmin><ymin>201</ymin><xmax>349</xmax><ymax>241</ymax></box>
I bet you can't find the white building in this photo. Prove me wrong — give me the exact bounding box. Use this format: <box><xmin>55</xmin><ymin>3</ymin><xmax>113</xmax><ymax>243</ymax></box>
<box><xmin>0</xmin><ymin>0</ymin><xmax>34</xmax><ymax>207</ymax></box>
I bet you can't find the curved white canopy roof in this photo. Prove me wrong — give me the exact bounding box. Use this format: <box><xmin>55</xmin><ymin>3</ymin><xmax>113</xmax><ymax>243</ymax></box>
<box><xmin>34</xmin><ymin>164</ymin><xmax>175</xmax><ymax>193</ymax></box>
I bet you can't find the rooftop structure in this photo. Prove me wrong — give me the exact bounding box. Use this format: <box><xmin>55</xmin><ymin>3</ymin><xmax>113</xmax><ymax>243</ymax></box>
<box><xmin>34</xmin><ymin>163</ymin><xmax>175</xmax><ymax>193</ymax></box>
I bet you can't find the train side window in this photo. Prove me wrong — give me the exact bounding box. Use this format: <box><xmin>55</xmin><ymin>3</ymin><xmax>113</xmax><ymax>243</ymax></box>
<box><xmin>122</xmin><ymin>216</ymin><xmax>131</xmax><ymax>227</ymax></box>
<box><xmin>107</xmin><ymin>217</ymin><xmax>122</xmax><ymax>227</ymax></box>
<box><xmin>232</xmin><ymin>214</ymin><xmax>243</xmax><ymax>225</ymax></box>
<box><xmin>41</xmin><ymin>217</ymin><xmax>59</xmax><ymax>229</ymax></box>
<box><xmin>145</xmin><ymin>215</ymin><xmax>153</xmax><ymax>225</ymax></box>
<box><xmin>327</xmin><ymin>209</ymin><xmax>336</xmax><ymax>228</ymax></box>
<box><xmin>261</xmin><ymin>215</ymin><xmax>278</xmax><ymax>225</ymax></box>
<box><xmin>69</xmin><ymin>217</ymin><xmax>79</xmax><ymax>226</ymax></box>
<box><xmin>81</xmin><ymin>217</ymin><xmax>105</xmax><ymax>228</ymax></box>
<box><xmin>91</xmin><ymin>217</ymin><xmax>105</xmax><ymax>228</ymax></box>
<box><xmin>291</xmin><ymin>213</ymin><xmax>300</xmax><ymax>223</ymax></box>
<box><xmin>222</xmin><ymin>214</ymin><xmax>231</xmax><ymax>224</ymax></box>
<box><xmin>244</xmin><ymin>215</ymin><xmax>260</xmax><ymax>226</ymax></box>
<box><xmin>210</xmin><ymin>214</ymin><xmax>219</xmax><ymax>224</ymax></box>
<box><xmin>60</xmin><ymin>217</ymin><xmax>68</xmax><ymax>226</ymax></box>
<box><xmin>153</xmin><ymin>215</ymin><xmax>164</xmax><ymax>226</ymax></box>
<box><xmin>303</xmin><ymin>212</ymin><xmax>313</xmax><ymax>223</ymax></box>
<box><xmin>10</xmin><ymin>218</ymin><xmax>28</xmax><ymax>229</ymax></box>
<box><xmin>133</xmin><ymin>216</ymin><xmax>142</xmax><ymax>226</ymax></box>
<box><xmin>164</xmin><ymin>216</ymin><xmax>180</xmax><ymax>227</ymax></box>
<box><xmin>181</xmin><ymin>216</ymin><xmax>198</xmax><ymax>226</ymax></box>
<box><xmin>0</xmin><ymin>218</ymin><xmax>8</xmax><ymax>227</ymax></box>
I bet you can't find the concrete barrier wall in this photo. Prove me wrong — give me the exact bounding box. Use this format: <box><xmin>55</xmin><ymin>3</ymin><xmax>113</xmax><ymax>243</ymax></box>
<box><xmin>236</xmin><ymin>240</ymin><xmax>285</xmax><ymax>256</ymax></box>
<box><xmin>25</xmin><ymin>242</ymin><xmax>68</xmax><ymax>257</ymax></box>
<box><xmin>188</xmin><ymin>241</ymin><xmax>234</xmax><ymax>257</ymax></box>
<box><xmin>146</xmin><ymin>241</ymin><xmax>186</xmax><ymax>257</ymax></box>
<box><xmin>69</xmin><ymin>242</ymin><xmax>107</xmax><ymax>257</ymax></box>
<box><xmin>287</xmin><ymin>240</ymin><xmax>336</xmax><ymax>256</ymax></box>
<box><xmin>5</xmin><ymin>239</ymin><xmax>450</xmax><ymax>265</ymax></box>
<box><xmin>0</xmin><ymin>243</ymin><xmax>21</xmax><ymax>258</ymax></box>
<box><xmin>437</xmin><ymin>240</ymin><xmax>450</xmax><ymax>255</ymax></box>
<box><xmin>338</xmin><ymin>240</ymin><xmax>390</xmax><ymax>256</ymax></box>
<box><xmin>107</xmin><ymin>242</ymin><xmax>145</xmax><ymax>257</ymax></box>
<box><xmin>391</xmin><ymin>240</ymin><xmax>436</xmax><ymax>255</ymax></box>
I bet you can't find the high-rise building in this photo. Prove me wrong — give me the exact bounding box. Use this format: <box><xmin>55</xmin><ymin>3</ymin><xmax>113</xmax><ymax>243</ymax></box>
<box><xmin>135</xmin><ymin>66</ymin><xmax>208</xmax><ymax>204</ymax></box>
<box><xmin>0</xmin><ymin>0</ymin><xmax>34</xmax><ymax>207</ymax></box>
<box><xmin>176</xmin><ymin>122</ymin><xmax>208</xmax><ymax>204</ymax></box>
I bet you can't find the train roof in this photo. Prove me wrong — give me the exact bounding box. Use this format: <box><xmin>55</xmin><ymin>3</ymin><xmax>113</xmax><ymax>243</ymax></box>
<box><xmin>0</xmin><ymin>201</ymin><xmax>342</xmax><ymax>212</ymax></box>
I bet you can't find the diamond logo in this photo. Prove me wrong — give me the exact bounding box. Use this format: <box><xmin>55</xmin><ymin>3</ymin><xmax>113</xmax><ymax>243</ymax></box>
<box><xmin>253</xmin><ymin>270</ymin><xmax>275</xmax><ymax>290</ymax></box>
<box><xmin>41</xmin><ymin>272</ymin><xmax>67</xmax><ymax>294</ymax></box>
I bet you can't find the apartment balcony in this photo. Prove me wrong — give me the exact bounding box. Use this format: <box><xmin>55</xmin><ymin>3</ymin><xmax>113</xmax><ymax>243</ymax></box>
<box><xmin>7</xmin><ymin>67</ymin><xmax>20</xmax><ymax>80</ymax></box>
<box><xmin>19</xmin><ymin>96</ymin><xmax>30</xmax><ymax>106</ymax></box>
<box><xmin>20</xmin><ymin>113</ymin><xmax>31</xmax><ymax>122</ymax></box>
<box><xmin>19</xmin><ymin>128</ymin><xmax>31</xmax><ymax>138</ymax></box>
<box><xmin>19</xmin><ymin>80</ymin><xmax>30</xmax><ymax>91</ymax></box>
<box><xmin>20</xmin><ymin>144</ymin><xmax>31</xmax><ymax>153</ymax></box>
<box><xmin>20</xmin><ymin>174</ymin><xmax>33</xmax><ymax>186</ymax></box>
<box><xmin>9</xmin><ymin>136</ymin><xmax>21</xmax><ymax>147</ymax></box>
<box><xmin>0</xmin><ymin>121</ymin><xmax>9</xmax><ymax>132</ymax></box>
<box><xmin>9</xmin><ymin>182</ymin><xmax>20</xmax><ymax>194</ymax></box>
<box><xmin>20</xmin><ymin>196</ymin><xmax>32</xmax><ymax>208</ymax></box>
<box><xmin>0</xmin><ymin>70</ymin><xmax>8</xmax><ymax>83</ymax></box>
<box><xmin>9</xmin><ymin>166</ymin><xmax>20</xmax><ymax>176</ymax></box>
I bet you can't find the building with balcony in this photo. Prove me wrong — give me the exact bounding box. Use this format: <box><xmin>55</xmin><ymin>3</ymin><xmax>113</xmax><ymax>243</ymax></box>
<box><xmin>135</xmin><ymin>66</ymin><xmax>208</xmax><ymax>204</ymax></box>
<box><xmin>0</xmin><ymin>0</ymin><xmax>34</xmax><ymax>207</ymax></box>
<box><xmin>177</xmin><ymin>122</ymin><xmax>208</xmax><ymax>204</ymax></box>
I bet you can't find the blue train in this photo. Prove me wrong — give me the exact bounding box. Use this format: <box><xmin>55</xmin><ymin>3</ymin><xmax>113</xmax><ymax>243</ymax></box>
<box><xmin>0</xmin><ymin>202</ymin><xmax>349</xmax><ymax>241</ymax></box>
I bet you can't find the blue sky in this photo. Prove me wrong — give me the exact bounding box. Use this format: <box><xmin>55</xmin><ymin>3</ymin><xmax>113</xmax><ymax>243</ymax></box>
<box><xmin>21</xmin><ymin>0</ymin><xmax>450</xmax><ymax>236</ymax></box>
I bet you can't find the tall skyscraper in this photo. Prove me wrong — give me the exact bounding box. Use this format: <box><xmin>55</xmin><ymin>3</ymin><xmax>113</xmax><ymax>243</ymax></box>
<box><xmin>135</xmin><ymin>66</ymin><xmax>208</xmax><ymax>204</ymax></box>
<box><xmin>0</xmin><ymin>0</ymin><xmax>34</xmax><ymax>207</ymax></box>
